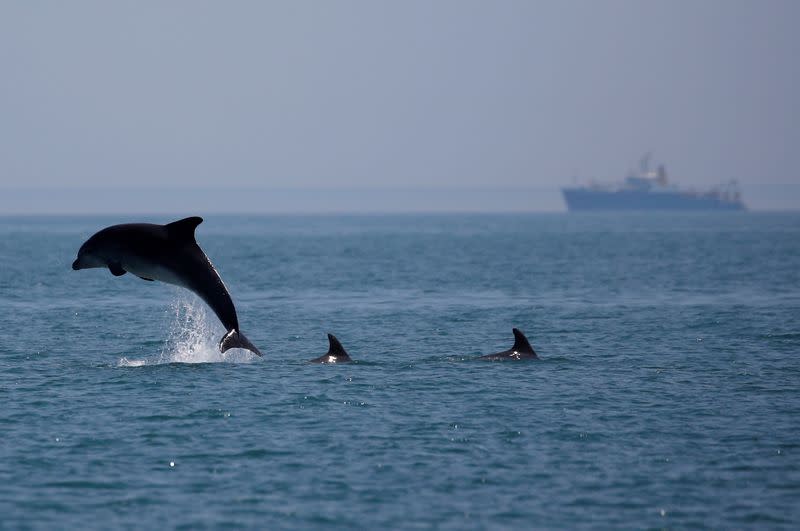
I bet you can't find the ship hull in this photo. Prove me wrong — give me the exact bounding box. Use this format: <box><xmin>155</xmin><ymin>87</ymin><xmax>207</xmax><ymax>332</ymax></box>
<box><xmin>562</xmin><ymin>188</ymin><xmax>746</xmax><ymax>211</ymax></box>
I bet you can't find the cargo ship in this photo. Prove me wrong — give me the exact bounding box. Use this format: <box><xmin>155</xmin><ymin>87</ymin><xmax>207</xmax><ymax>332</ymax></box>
<box><xmin>562</xmin><ymin>155</ymin><xmax>745</xmax><ymax>211</ymax></box>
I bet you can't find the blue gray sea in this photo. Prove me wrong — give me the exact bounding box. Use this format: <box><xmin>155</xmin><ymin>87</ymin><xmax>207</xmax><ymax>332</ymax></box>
<box><xmin>1</xmin><ymin>213</ymin><xmax>799</xmax><ymax>529</ymax></box>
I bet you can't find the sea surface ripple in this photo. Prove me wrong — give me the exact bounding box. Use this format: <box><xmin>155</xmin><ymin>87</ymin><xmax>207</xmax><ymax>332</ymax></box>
<box><xmin>0</xmin><ymin>213</ymin><xmax>798</xmax><ymax>529</ymax></box>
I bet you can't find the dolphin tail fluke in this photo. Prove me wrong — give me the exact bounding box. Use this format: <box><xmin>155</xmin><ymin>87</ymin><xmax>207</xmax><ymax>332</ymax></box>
<box><xmin>512</xmin><ymin>328</ymin><xmax>538</xmax><ymax>358</ymax></box>
<box><xmin>220</xmin><ymin>329</ymin><xmax>263</xmax><ymax>357</ymax></box>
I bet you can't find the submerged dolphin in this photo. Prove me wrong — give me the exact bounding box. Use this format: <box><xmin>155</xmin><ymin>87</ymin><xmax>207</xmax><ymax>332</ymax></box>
<box><xmin>309</xmin><ymin>334</ymin><xmax>353</xmax><ymax>363</ymax></box>
<box><xmin>478</xmin><ymin>328</ymin><xmax>538</xmax><ymax>361</ymax></box>
<box><xmin>72</xmin><ymin>216</ymin><xmax>262</xmax><ymax>357</ymax></box>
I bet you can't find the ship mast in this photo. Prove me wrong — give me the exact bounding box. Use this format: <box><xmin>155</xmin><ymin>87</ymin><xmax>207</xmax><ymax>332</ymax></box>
<box><xmin>639</xmin><ymin>152</ymin><xmax>652</xmax><ymax>175</ymax></box>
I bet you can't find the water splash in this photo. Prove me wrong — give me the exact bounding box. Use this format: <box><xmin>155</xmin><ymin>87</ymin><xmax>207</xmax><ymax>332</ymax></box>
<box><xmin>118</xmin><ymin>294</ymin><xmax>256</xmax><ymax>366</ymax></box>
<box><xmin>157</xmin><ymin>295</ymin><xmax>223</xmax><ymax>363</ymax></box>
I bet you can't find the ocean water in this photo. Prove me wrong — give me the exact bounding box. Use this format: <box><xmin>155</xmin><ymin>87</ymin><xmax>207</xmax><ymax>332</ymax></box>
<box><xmin>1</xmin><ymin>213</ymin><xmax>799</xmax><ymax>529</ymax></box>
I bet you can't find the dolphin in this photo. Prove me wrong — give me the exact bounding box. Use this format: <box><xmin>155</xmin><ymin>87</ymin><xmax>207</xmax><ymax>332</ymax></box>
<box><xmin>478</xmin><ymin>328</ymin><xmax>538</xmax><ymax>360</ymax></box>
<box><xmin>72</xmin><ymin>216</ymin><xmax>262</xmax><ymax>357</ymax></box>
<box><xmin>309</xmin><ymin>334</ymin><xmax>353</xmax><ymax>364</ymax></box>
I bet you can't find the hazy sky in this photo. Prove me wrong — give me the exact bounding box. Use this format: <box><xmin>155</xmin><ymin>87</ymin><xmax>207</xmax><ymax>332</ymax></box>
<box><xmin>0</xmin><ymin>1</ymin><xmax>798</xmax><ymax>211</ymax></box>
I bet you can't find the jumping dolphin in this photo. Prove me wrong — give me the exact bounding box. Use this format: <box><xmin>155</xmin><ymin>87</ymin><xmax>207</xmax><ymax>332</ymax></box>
<box><xmin>478</xmin><ymin>328</ymin><xmax>538</xmax><ymax>360</ymax></box>
<box><xmin>72</xmin><ymin>216</ymin><xmax>262</xmax><ymax>357</ymax></box>
<box><xmin>310</xmin><ymin>334</ymin><xmax>353</xmax><ymax>363</ymax></box>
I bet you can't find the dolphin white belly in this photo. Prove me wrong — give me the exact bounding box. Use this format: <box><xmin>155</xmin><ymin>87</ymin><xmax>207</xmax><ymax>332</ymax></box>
<box><xmin>123</xmin><ymin>258</ymin><xmax>187</xmax><ymax>288</ymax></box>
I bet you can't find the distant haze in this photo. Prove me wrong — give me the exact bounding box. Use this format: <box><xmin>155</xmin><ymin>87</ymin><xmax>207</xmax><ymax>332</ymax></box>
<box><xmin>1</xmin><ymin>1</ymin><xmax>798</xmax><ymax>212</ymax></box>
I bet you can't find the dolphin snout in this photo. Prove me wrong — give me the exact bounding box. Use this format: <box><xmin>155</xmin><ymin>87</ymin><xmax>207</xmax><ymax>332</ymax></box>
<box><xmin>72</xmin><ymin>259</ymin><xmax>81</xmax><ymax>270</ymax></box>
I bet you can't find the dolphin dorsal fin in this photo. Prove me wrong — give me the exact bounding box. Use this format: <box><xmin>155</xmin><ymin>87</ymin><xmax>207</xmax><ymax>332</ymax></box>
<box><xmin>327</xmin><ymin>334</ymin><xmax>351</xmax><ymax>360</ymax></box>
<box><xmin>166</xmin><ymin>216</ymin><xmax>203</xmax><ymax>242</ymax></box>
<box><xmin>512</xmin><ymin>328</ymin><xmax>536</xmax><ymax>355</ymax></box>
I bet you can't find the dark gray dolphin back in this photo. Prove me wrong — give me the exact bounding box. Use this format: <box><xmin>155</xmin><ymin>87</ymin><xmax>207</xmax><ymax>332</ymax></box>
<box><xmin>478</xmin><ymin>327</ymin><xmax>539</xmax><ymax>360</ymax></box>
<box><xmin>512</xmin><ymin>328</ymin><xmax>536</xmax><ymax>356</ymax></box>
<box><xmin>166</xmin><ymin>216</ymin><xmax>203</xmax><ymax>242</ymax></box>
<box><xmin>327</xmin><ymin>334</ymin><xmax>351</xmax><ymax>361</ymax></box>
<box><xmin>310</xmin><ymin>334</ymin><xmax>353</xmax><ymax>363</ymax></box>
<box><xmin>166</xmin><ymin>217</ymin><xmax>240</xmax><ymax>333</ymax></box>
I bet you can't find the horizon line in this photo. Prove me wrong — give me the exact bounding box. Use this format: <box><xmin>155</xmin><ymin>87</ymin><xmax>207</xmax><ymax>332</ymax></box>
<box><xmin>0</xmin><ymin>185</ymin><xmax>797</xmax><ymax>214</ymax></box>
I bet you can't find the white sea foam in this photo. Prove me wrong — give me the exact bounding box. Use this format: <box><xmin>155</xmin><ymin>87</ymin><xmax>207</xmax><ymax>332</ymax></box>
<box><xmin>117</xmin><ymin>357</ymin><xmax>147</xmax><ymax>367</ymax></box>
